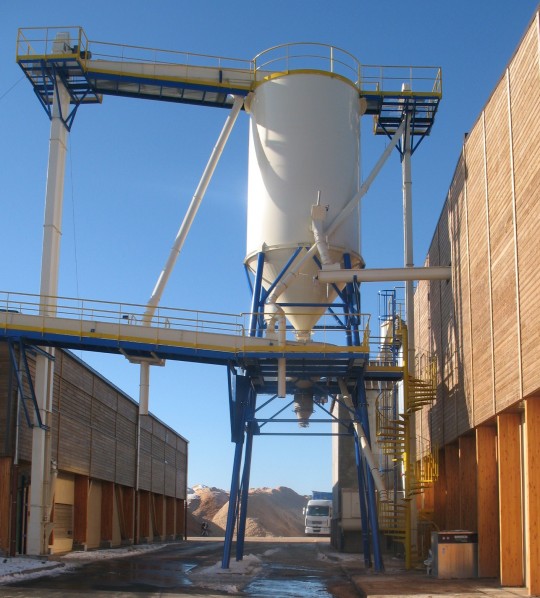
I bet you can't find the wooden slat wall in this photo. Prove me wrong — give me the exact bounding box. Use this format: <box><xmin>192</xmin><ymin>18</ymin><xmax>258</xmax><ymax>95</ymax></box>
<box><xmin>497</xmin><ymin>413</ymin><xmax>524</xmax><ymax>586</ymax></box>
<box><xmin>444</xmin><ymin>443</ymin><xmax>460</xmax><ymax>530</ymax></box>
<box><xmin>511</xmin><ymin>22</ymin><xmax>540</xmax><ymax>399</ymax></box>
<box><xmin>448</xmin><ymin>156</ymin><xmax>473</xmax><ymax>415</ymax></box>
<box><xmin>410</xmin><ymin>14</ymin><xmax>540</xmax><ymax>588</ymax></box>
<box><xmin>466</xmin><ymin>122</ymin><xmax>495</xmax><ymax>424</ymax></box>
<box><xmin>433</xmin><ymin>448</ymin><xmax>447</xmax><ymax>530</ymax></box>
<box><xmin>458</xmin><ymin>435</ymin><xmax>477</xmax><ymax>531</ymax></box>
<box><xmin>476</xmin><ymin>426</ymin><xmax>499</xmax><ymax>577</ymax></box>
<box><xmin>1</xmin><ymin>348</ymin><xmax>187</xmax><ymax>500</ymax></box>
<box><xmin>0</xmin><ymin>347</ymin><xmax>16</xmax><ymax>457</ymax></box>
<box><xmin>151</xmin><ymin>421</ymin><xmax>166</xmax><ymax>495</ymax></box>
<box><xmin>524</xmin><ymin>396</ymin><xmax>540</xmax><ymax>594</ymax></box>
<box><xmin>176</xmin><ymin>438</ymin><xmax>188</xmax><ymax>500</ymax></box>
<box><xmin>414</xmin><ymin>11</ymin><xmax>540</xmax><ymax>446</ymax></box>
<box><xmin>484</xmin><ymin>81</ymin><xmax>520</xmax><ymax>412</ymax></box>
<box><xmin>138</xmin><ymin>417</ymin><xmax>153</xmax><ymax>492</ymax></box>
<box><xmin>0</xmin><ymin>457</ymin><xmax>11</xmax><ymax>554</ymax></box>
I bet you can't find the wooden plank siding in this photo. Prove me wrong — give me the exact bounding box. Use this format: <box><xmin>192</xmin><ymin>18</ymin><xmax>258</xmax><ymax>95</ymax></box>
<box><xmin>485</xmin><ymin>77</ymin><xmax>520</xmax><ymax>413</ymax></box>
<box><xmin>524</xmin><ymin>396</ymin><xmax>540</xmax><ymax>595</ymax></box>
<box><xmin>510</xmin><ymin>21</ymin><xmax>540</xmax><ymax>399</ymax></box>
<box><xmin>449</xmin><ymin>154</ymin><xmax>474</xmax><ymax>416</ymax></box>
<box><xmin>0</xmin><ymin>350</ymin><xmax>18</xmax><ymax>458</ymax></box>
<box><xmin>0</xmin><ymin>458</ymin><xmax>11</xmax><ymax>554</ymax></box>
<box><xmin>0</xmin><ymin>345</ymin><xmax>187</xmax><ymax>501</ymax></box>
<box><xmin>465</xmin><ymin>121</ymin><xmax>495</xmax><ymax>425</ymax></box>
<box><xmin>411</xmin><ymin>13</ymin><xmax>540</xmax><ymax>591</ymax></box>
<box><xmin>497</xmin><ymin>413</ymin><xmax>524</xmax><ymax>586</ymax></box>
<box><xmin>476</xmin><ymin>426</ymin><xmax>500</xmax><ymax>577</ymax></box>
<box><xmin>414</xmin><ymin>10</ymin><xmax>540</xmax><ymax>449</ymax></box>
<box><xmin>458</xmin><ymin>435</ymin><xmax>477</xmax><ymax>531</ymax></box>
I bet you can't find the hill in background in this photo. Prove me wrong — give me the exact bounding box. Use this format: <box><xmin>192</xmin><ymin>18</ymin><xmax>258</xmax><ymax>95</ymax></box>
<box><xmin>187</xmin><ymin>485</ymin><xmax>308</xmax><ymax>537</ymax></box>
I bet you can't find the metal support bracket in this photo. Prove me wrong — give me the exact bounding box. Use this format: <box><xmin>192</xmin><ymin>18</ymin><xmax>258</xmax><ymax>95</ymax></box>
<box><xmin>32</xmin><ymin>61</ymin><xmax>87</xmax><ymax>131</ymax></box>
<box><xmin>7</xmin><ymin>340</ymin><xmax>49</xmax><ymax>430</ymax></box>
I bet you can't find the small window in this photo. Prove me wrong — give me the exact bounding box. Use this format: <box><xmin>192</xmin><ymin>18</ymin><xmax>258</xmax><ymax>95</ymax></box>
<box><xmin>307</xmin><ymin>506</ymin><xmax>329</xmax><ymax>516</ymax></box>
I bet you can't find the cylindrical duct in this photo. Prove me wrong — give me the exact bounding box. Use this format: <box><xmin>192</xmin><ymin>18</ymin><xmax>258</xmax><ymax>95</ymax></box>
<box><xmin>245</xmin><ymin>69</ymin><xmax>363</xmax><ymax>337</ymax></box>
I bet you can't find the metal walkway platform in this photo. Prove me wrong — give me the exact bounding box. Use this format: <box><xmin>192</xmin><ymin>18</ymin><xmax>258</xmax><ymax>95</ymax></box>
<box><xmin>16</xmin><ymin>27</ymin><xmax>441</xmax><ymax>131</ymax></box>
<box><xmin>0</xmin><ymin>292</ymin><xmax>402</xmax><ymax>395</ymax></box>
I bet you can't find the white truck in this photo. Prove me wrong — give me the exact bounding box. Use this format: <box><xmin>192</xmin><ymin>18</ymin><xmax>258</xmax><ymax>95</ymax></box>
<box><xmin>303</xmin><ymin>498</ymin><xmax>333</xmax><ymax>536</ymax></box>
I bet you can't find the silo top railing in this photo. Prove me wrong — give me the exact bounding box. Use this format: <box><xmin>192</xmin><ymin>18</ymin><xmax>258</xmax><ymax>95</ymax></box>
<box><xmin>252</xmin><ymin>43</ymin><xmax>442</xmax><ymax>98</ymax></box>
<box><xmin>253</xmin><ymin>42</ymin><xmax>362</xmax><ymax>86</ymax></box>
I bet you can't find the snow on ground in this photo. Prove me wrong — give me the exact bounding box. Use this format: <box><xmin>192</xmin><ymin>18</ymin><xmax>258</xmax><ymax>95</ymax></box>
<box><xmin>0</xmin><ymin>543</ymin><xmax>169</xmax><ymax>585</ymax></box>
<box><xmin>190</xmin><ymin>553</ymin><xmax>262</xmax><ymax>577</ymax></box>
<box><xmin>60</xmin><ymin>542</ymin><xmax>171</xmax><ymax>562</ymax></box>
<box><xmin>0</xmin><ymin>557</ymin><xmax>73</xmax><ymax>584</ymax></box>
<box><xmin>187</xmin><ymin>553</ymin><xmax>263</xmax><ymax>595</ymax></box>
<box><xmin>0</xmin><ymin>542</ymin><xmax>264</xmax><ymax>595</ymax></box>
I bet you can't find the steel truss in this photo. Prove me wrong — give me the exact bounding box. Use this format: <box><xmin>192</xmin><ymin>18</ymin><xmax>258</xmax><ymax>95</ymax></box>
<box><xmin>222</xmin><ymin>255</ymin><xmax>387</xmax><ymax>571</ymax></box>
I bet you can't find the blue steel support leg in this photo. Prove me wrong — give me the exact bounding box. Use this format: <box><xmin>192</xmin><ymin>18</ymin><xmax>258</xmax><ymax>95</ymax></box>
<box><xmin>353</xmin><ymin>427</ymin><xmax>372</xmax><ymax>567</ymax></box>
<box><xmin>249</xmin><ymin>251</ymin><xmax>265</xmax><ymax>337</ymax></box>
<box><xmin>356</xmin><ymin>380</ymin><xmax>384</xmax><ymax>572</ymax></box>
<box><xmin>353</xmin><ymin>276</ymin><xmax>361</xmax><ymax>345</ymax></box>
<box><xmin>343</xmin><ymin>253</ymin><xmax>360</xmax><ymax>345</ymax></box>
<box><xmin>236</xmin><ymin>421</ymin><xmax>254</xmax><ymax>561</ymax></box>
<box><xmin>222</xmin><ymin>440</ymin><xmax>244</xmax><ymax>569</ymax></box>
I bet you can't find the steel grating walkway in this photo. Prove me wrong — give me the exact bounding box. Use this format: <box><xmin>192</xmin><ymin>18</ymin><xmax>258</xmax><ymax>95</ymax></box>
<box><xmin>0</xmin><ymin>292</ymin><xmax>402</xmax><ymax>395</ymax></box>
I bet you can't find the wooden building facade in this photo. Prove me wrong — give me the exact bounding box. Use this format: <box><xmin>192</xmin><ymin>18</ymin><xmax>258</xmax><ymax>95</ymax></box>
<box><xmin>0</xmin><ymin>345</ymin><xmax>188</xmax><ymax>555</ymax></box>
<box><xmin>414</xmin><ymin>10</ymin><xmax>540</xmax><ymax>595</ymax></box>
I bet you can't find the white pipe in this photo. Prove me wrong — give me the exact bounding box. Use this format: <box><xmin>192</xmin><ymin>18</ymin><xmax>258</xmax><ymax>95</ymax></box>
<box><xmin>139</xmin><ymin>362</ymin><xmax>150</xmax><ymax>415</ymax></box>
<box><xmin>277</xmin><ymin>358</ymin><xmax>286</xmax><ymax>398</ymax></box>
<box><xmin>339</xmin><ymin>379</ymin><xmax>388</xmax><ymax>502</ymax></box>
<box><xmin>326</xmin><ymin>119</ymin><xmax>406</xmax><ymax>237</ymax></box>
<box><xmin>144</xmin><ymin>94</ymin><xmax>244</xmax><ymax>321</ymax></box>
<box><xmin>402</xmin><ymin>114</ymin><xmax>415</xmax><ymax>375</ymax></box>
<box><xmin>265</xmin><ymin>304</ymin><xmax>287</xmax><ymax>396</ymax></box>
<box><xmin>311</xmin><ymin>192</ymin><xmax>334</xmax><ymax>267</ymax></box>
<box><xmin>28</xmin><ymin>67</ymin><xmax>71</xmax><ymax>556</ymax></box>
<box><xmin>401</xmin><ymin>104</ymin><xmax>418</xmax><ymax>559</ymax></box>
<box><xmin>318</xmin><ymin>266</ymin><xmax>451</xmax><ymax>284</ymax></box>
<box><xmin>312</xmin><ymin>219</ymin><xmax>333</xmax><ymax>265</ymax></box>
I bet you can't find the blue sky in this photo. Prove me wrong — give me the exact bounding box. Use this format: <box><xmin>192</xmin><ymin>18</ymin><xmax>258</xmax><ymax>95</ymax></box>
<box><xmin>1</xmin><ymin>1</ymin><xmax>537</xmax><ymax>495</ymax></box>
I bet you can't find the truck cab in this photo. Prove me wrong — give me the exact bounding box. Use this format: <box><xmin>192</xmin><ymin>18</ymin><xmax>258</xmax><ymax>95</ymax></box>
<box><xmin>304</xmin><ymin>499</ymin><xmax>332</xmax><ymax>535</ymax></box>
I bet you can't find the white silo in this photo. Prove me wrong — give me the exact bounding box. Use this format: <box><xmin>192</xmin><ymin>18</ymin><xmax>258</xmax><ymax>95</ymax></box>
<box><xmin>245</xmin><ymin>45</ymin><xmax>364</xmax><ymax>341</ymax></box>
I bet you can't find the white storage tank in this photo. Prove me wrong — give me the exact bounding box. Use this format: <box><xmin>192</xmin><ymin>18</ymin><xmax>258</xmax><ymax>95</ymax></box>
<box><xmin>245</xmin><ymin>46</ymin><xmax>364</xmax><ymax>339</ymax></box>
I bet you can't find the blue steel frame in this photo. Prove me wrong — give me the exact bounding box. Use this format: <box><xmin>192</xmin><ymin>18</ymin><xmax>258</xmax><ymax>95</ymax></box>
<box><xmin>21</xmin><ymin>59</ymin><xmax>97</xmax><ymax>131</ymax></box>
<box><xmin>222</xmin><ymin>246</ymin><xmax>385</xmax><ymax>571</ymax></box>
<box><xmin>244</xmin><ymin>247</ymin><xmax>362</xmax><ymax>341</ymax></box>
<box><xmin>7</xmin><ymin>339</ymin><xmax>51</xmax><ymax>430</ymax></box>
<box><xmin>223</xmin><ymin>367</ymin><xmax>258</xmax><ymax>568</ymax></box>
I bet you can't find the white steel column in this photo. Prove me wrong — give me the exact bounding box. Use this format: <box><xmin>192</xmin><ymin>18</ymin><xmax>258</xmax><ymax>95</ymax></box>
<box><xmin>27</xmin><ymin>78</ymin><xmax>71</xmax><ymax>555</ymax></box>
<box><xmin>401</xmin><ymin>111</ymin><xmax>418</xmax><ymax>563</ymax></box>
<box><xmin>402</xmin><ymin>114</ymin><xmax>415</xmax><ymax>371</ymax></box>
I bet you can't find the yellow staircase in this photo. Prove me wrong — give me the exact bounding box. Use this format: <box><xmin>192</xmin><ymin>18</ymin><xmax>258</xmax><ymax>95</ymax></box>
<box><xmin>374</xmin><ymin>322</ymin><xmax>439</xmax><ymax>568</ymax></box>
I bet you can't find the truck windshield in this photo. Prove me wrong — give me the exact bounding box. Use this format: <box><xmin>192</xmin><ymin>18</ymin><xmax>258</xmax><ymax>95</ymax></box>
<box><xmin>306</xmin><ymin>506</ymin><xmax>329</xmax><ymax>516</ymax></box>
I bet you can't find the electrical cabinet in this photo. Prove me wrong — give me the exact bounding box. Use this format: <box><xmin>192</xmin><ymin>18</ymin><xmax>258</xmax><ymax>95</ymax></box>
<box><xmin>431</xmin><ymin>531</ymin><xmax>478</xmax><ymax>579</ymax></box>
